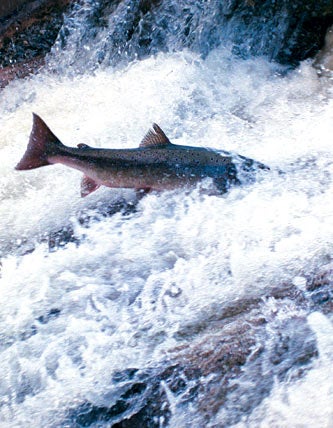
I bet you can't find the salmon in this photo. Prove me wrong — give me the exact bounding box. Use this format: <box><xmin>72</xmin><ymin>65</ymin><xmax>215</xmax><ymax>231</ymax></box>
<box><xmin>15</xmin><ymin>113</ymin><xmax>268</xmax><ymax>196</ymax></box>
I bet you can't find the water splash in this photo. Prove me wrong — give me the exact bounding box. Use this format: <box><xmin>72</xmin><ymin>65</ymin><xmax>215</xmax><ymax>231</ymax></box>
<box><xmin>0</xmin><ymin>42</ymin><xmax>332</xmax><ymax>426</ymax></box>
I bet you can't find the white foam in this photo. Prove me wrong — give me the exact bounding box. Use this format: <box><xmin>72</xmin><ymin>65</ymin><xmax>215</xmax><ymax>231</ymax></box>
<box><xmin>0</xmin><ymin>47</ymin><xmax>333</xmax><ymax>425</ymax></box>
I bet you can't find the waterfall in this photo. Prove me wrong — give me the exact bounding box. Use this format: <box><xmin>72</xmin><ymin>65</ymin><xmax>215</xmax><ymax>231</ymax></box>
<box><xmin>0</xmin><ymin>1</ymin><xmax>332</xmax><ymax>426</ymax></box>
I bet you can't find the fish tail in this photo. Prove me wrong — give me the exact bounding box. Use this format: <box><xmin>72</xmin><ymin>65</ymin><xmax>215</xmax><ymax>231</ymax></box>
<box><xmin>15</xmin><ymin>113</ymin><xmax>64</xmax><ymax>170</ymax></box>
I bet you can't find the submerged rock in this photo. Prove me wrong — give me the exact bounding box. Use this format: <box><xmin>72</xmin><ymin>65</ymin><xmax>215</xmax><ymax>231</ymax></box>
<box><xmin>59</xmin><ymin>264</ymin><xmax>332</xmax><ymax>426</ymax></box>
<box><xmin>313</xmin><ymin>25</ymin><xmax>333</xmax><ymax>75</ymax></box>
<box><xmin>62</xmin><ymin>292</ymin><xmax>319</xmax><ymax>427</ymax></box>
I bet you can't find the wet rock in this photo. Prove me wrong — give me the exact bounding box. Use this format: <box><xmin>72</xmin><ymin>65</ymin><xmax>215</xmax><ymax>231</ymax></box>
<box><xmin>311</xmin><ymin>290</ymin><xmax>330</xmax><ymax>304</ymax></box>
<box><xmin>0</xmin><ymin>0</ymin><xmax>72</xmax><ymax>87</ymax></box>
<box><xmin>44</xmin><ymin>197</ymin><xmax>139</xmax><ymax>252</ymax></box>
<box><xmin>62</xmin><ymin>294</ymin><xmax>319</xmax><ymax>427</ymax></box>
<box><xmin>0</xmin><ymin>57</ymin><xmax>45</xmax><ymax>89</ymax></box>
<box><xmin>268</xmin><ymin>317</ymin><xmax>318</xmax><ymax>377</ymax></box>
<box><xmin>63</xmin><ymin>318</ymin><xmax>256</xmax><ymax>427</ymax></box>
<box><xmin>0</xmin><ymin>1</ymin><xmax>29</xmax><ymax>20</ymax></box>
<box><xmin>53</xmin><ymin>0</ymin><xmax>333</xmax><ymax>73</ymax></box>
<box><xmin>313</xmin><ymin>25</ymin><xmax>333</xmax><ymax>75</ymax></box>
<box><xmin>0</xmin><ymin>1</ymin><xmax>71</xmax><ymax>35</ymax></box>
<box><xmin>1</xmin><ymin>196</ymin><xmax>140</xmax><ymax>259</ymax></box>
<box><xmin>306</xmin><ymin>263</ymin><xmax>333</xmax><ymax>313</ymax></box>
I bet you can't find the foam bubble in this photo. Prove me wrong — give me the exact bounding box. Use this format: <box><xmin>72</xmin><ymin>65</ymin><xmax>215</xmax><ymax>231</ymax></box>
<box><xmin>0</xmin><ymin>47</ymin><xmax>333</xmax><ymax>425</ymax></box>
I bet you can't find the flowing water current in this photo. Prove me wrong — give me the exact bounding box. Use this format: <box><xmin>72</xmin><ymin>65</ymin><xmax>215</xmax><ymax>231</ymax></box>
<box><xmin>0</xmin><ymin>7</ymin><xmax>333</xmax><ymax>427</ymax></box>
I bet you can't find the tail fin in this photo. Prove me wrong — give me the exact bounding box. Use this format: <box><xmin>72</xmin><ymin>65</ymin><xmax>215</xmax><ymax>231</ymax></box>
<box><xmin>15</xmin><ymin>113</ymin><xmax>64</xmax><ymax>170</ymax></box>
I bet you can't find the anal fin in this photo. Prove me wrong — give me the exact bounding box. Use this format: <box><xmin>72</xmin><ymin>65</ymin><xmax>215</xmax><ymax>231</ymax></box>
<box><xmin>81</xmin><ymin>175</ymin><xmax>100</xmax><ymax>197</ymax></box>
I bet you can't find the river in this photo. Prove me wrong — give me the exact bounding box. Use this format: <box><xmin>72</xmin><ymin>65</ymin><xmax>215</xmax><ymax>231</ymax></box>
<box><xmin>0</xmin><ymin>2</ymin><xmax>333</xmax><ymax>427</ymax></box>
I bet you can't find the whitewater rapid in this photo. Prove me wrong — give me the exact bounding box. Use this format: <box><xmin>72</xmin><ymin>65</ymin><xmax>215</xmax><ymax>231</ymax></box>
<box><xmin>0</xmin><ymin>47</ymin><xmax>333</xmax><ymax>426</ymax></box>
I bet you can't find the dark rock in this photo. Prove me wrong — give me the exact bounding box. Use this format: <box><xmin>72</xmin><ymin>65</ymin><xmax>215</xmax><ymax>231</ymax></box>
<box><xmin>51</xmin><ymin>0</ymin><xmax>333</xmax><ymax>73</ymax></box>
<box><xmin>62</xmin><ymin>292</ymin><xmax>319</xmax><ymax>427</ymax></box>
<box><xmin>0</xmin><ymin>0</ymin><xmax>69</xmax><ymax>67</ymax></box>
<box><xmin>44</xmin><ymin>197</ymin><xmax>138</xmax><ymax>252</ymax></box>
<box><xmin>306</xmin><ymin>262</ymin><xmax>333</xmax><ymax>312</ymax></box>
<box><xmin>0</xmin><ymin>0</ymin><xmax>72</xmax><ymax>87</ymax></box>
<box><xmin>3</xmin><ymin>196</ymin><xmax>139</xmax><ymax>259</ymax></box>
<box><xmin>268</xmin><ymin>317</ymin><xmax>318</xmax><ymax>378</ymax></box>
<box><xmin>0</xmin><ymin>56</ymin><xmax>45</xmax><ymax>89</ymax></box>
<box><xmin>0</xmin><ymin>0</ymin><xmax>29</xmax><ymax>20</ymax></box>
<box><xmin>311</xmin><ymin>290</ymin><xmax>330</xmax><ymax>304</ymax></box>
<box><xmin>313</xmin><ymin>25</ymin><xmax>333</xmax><ymax>75</ymax></box>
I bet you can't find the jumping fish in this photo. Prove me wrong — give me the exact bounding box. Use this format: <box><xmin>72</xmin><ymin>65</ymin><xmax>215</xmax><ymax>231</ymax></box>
<box><xmin>15</xmin><ymin>113</ymin><xmax>268</xmax><ymax>196</ymax></box>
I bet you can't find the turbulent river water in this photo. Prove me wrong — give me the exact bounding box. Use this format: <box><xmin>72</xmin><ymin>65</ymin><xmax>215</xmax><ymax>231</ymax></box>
<box><xmin>0</xmin><ymin>3</ymin><xmax>333</xmax><ymax>427</ymax></box>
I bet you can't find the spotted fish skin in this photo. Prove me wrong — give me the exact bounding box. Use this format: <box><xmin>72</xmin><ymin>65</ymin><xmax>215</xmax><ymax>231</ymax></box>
<box><xmin>15</xmin><ymin>113</ymin><xmax>268</xmax><ymax>196</ymax></box>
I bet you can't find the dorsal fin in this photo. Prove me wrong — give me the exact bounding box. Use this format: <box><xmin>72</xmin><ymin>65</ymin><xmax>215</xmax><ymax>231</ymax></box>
<box><xmin>139</xmin><ymin>123</ymin><xmax>172</xmax><ymax>148</ymax></box>
<box><xmin>77</xmin><ymin>143</ymin><xmax>91</xmax><ymax>149</ymax></box>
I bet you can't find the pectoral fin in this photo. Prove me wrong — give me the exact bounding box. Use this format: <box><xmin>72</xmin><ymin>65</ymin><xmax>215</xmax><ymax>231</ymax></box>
<box><xmin>81</xmin><ymin>175</ymin><xmax>100</xmax><ymax>197</ymax></box>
